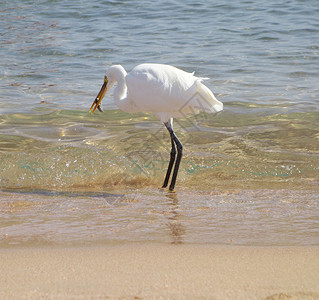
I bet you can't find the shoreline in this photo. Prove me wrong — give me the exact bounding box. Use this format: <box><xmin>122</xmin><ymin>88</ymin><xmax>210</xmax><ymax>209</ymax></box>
<box><xmin>1</xmin><ymin>243</ymin><xmax>318</xmax><ymax>299</ymax></box>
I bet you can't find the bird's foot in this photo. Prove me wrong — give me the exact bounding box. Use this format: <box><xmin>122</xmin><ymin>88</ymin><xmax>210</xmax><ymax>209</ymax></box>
<box><xmin>168</xmin><ymin>186</ymin><xmax>175</xmax><ymax>192</ymax></box>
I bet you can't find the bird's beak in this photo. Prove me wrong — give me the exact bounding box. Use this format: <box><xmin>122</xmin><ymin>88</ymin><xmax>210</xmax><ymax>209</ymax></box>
<box><xmin>89</xmin><ymin>77</ymin><xmax>108</xmax><ymax>114</ymax></box>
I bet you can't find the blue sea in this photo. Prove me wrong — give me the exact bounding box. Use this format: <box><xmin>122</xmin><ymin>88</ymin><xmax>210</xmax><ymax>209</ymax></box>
<box><xmin>0</xmin><ymin>0</ymin><xmax>318</xmax><ymax>247</ymax></box>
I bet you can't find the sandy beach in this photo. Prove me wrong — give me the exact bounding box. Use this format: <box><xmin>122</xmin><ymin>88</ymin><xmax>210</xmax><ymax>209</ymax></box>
<box><xmin>0</xmin><ymin>244</ymin><xmax>318</xmax><ymax>300</ymax></box>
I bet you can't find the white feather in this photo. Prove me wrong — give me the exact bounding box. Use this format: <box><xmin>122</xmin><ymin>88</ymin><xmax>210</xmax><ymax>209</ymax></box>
<box><xmin>103</xmin><ymin>63</ymin><xmax>223</xmax><ymax>122</ymax></box>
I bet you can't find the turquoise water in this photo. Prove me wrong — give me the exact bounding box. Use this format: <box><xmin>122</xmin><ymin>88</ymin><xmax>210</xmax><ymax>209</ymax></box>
<box><xmin>0</xmin><ymin>0</ymin><xmax>319</xmax><ymax>246</ymax></box>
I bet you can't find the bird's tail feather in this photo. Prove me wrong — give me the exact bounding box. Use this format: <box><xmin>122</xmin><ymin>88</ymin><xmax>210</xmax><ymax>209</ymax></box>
<box><xmin>194</xmin><ymin>80</ymin><xmax>223</xmax><ymax>113</ymax></box>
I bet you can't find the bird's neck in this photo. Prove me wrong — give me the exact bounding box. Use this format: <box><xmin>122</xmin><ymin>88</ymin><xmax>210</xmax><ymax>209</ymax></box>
<box><xmin>113</xmin><ymin>70</ymin><xmax>131</xmax><ymax>112</ymax></box>
<box><xmin>114</xmin><ymin>78</ymin><xmax>126</xmax><ymax>106</ymax></box>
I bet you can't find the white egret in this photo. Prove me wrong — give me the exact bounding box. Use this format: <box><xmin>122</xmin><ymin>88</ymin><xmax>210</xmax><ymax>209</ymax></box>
<box><xmin>90</xmin><ymin>63</ymin><xmax>223</xmax><ymax>191</ymax></box>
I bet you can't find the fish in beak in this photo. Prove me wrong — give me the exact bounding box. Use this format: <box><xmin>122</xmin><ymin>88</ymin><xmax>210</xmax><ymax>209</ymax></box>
<box><xmin>89</xmin><ymin>76</ymin><xmax>108</xmax><ymax>114</ymax></box>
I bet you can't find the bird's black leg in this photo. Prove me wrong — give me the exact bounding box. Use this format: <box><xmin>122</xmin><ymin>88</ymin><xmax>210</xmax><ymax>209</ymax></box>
<box><xmin>169</xmin><ymin>130</ymin><xmax>183</xmax><ymax>191</ymax></box>
<box><xmin>162</xmin><ymin>122</ymin><xmax>176</xmax><ymax>188</ymax></box>
<box><xmin>162</xmin><ymin>121</ymin><xmax>183</xmax><ymax>191</ymax></box>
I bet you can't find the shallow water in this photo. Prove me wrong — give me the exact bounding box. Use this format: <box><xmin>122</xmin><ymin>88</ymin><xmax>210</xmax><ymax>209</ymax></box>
<box><xmin>0</xmin><ymin>0</ymin><xmax>319</xmax><ymax>247</ymax></box>
<box><xmin>1</xmin><ymin>188</ymin><xmax>319</xmax><ymax>247</ymax></box>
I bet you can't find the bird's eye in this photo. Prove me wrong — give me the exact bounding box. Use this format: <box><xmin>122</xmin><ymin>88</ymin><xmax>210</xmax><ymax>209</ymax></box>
<box><xmin>104</xmin><ymin>76</ymin><xmax>108</xmax><ymax>84</ymax></box>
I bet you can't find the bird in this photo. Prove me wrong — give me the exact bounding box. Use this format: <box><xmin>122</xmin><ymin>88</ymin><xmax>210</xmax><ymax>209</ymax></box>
<box><xmin>89</xmin><ymin>63</ymin><xmax>223</xmax><ymax>191</ymax></box>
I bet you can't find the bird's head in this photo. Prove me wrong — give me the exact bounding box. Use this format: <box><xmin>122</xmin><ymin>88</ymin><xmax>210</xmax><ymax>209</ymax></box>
<box><xmin>89</xmin><ymin>65</ymin><xmax>123</xmax><ymax>114</ymax></box>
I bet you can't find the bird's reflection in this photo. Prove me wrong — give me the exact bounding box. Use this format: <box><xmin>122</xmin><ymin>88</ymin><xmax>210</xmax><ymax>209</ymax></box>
<box><xmin>165</xmin><ymin>192</ymin><xmax>185</xmax><ymax>244</ymax></box>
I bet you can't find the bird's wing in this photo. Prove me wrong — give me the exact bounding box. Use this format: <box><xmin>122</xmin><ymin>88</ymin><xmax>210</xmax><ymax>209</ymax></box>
<box><xmin>126</xmin><ymin>64</ymin><xmax>193</xmax><ymax>101</ymax></box>
<box><xmin>125</xmin><ymin>64</ymin><xmax>222</xmax><ymax>116</ymax></box>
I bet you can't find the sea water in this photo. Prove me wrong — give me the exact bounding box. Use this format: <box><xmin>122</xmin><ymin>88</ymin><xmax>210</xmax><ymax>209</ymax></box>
<box><xmin>0</xmin><ymin>0</ymin><xmax>318</xmax><ymax>246</ymax></box>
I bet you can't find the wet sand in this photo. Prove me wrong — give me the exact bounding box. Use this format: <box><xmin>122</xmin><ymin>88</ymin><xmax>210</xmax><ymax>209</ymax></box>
<box><xmin>1</xmin><ymin>244</ymin><xmax>318</xmax><ymax>299</ymax></box>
